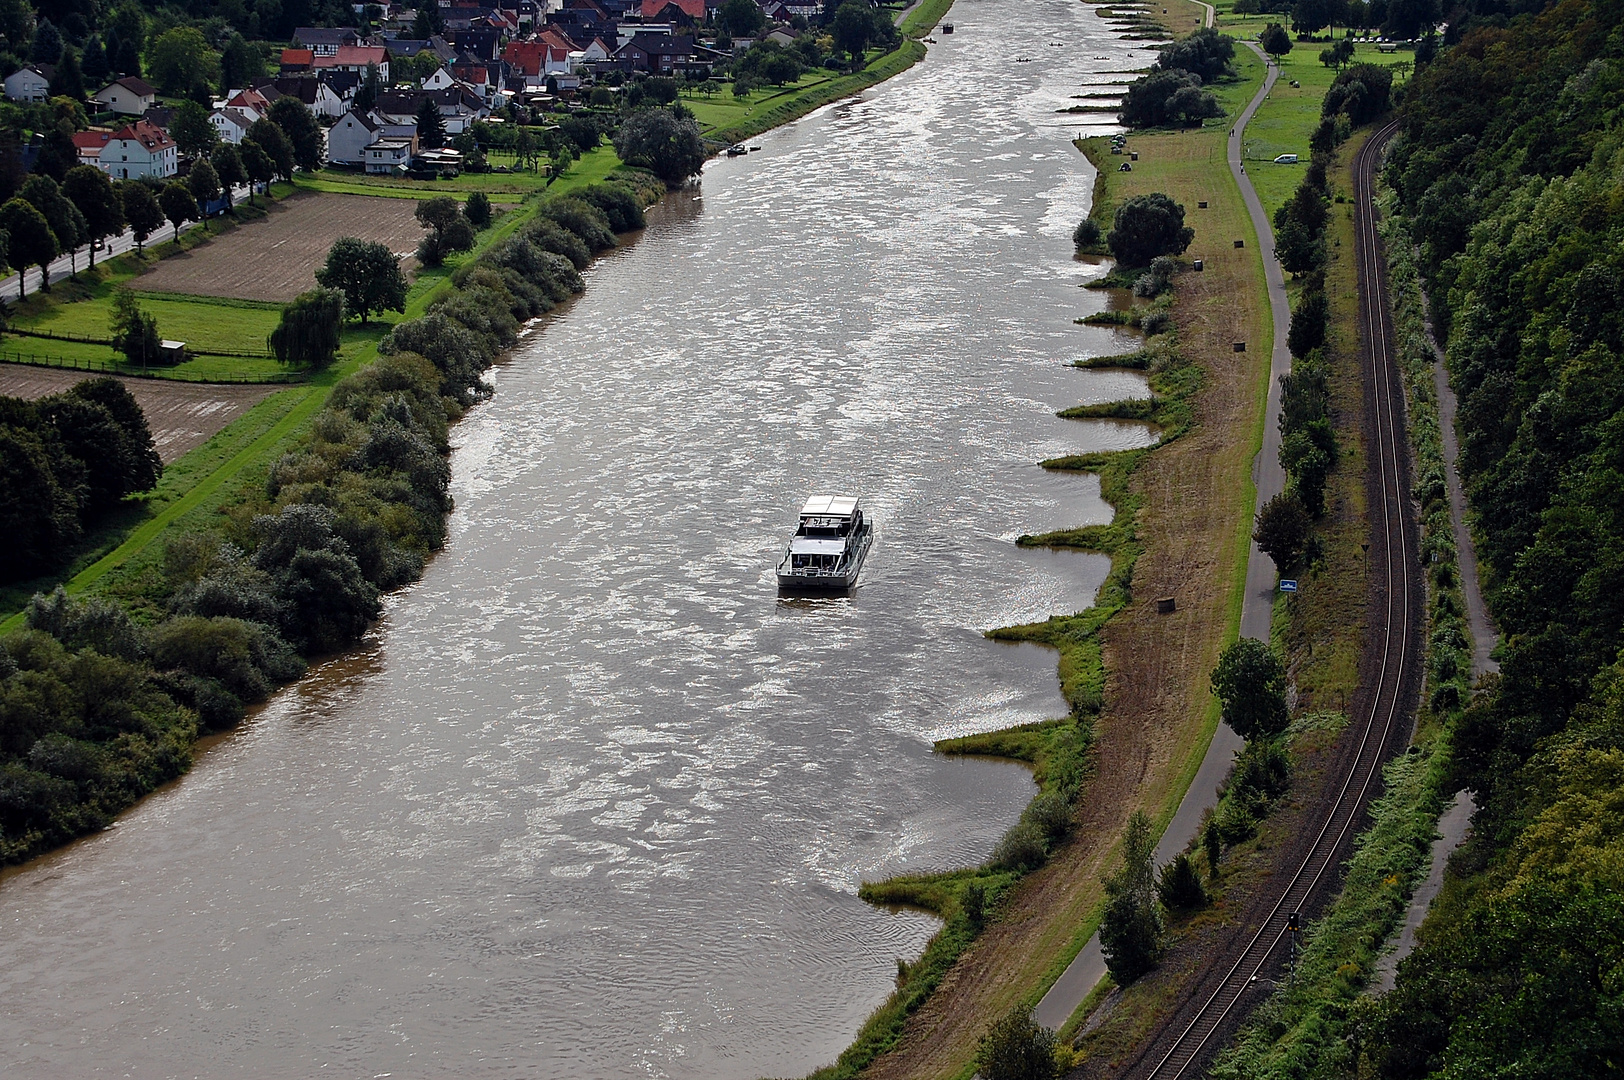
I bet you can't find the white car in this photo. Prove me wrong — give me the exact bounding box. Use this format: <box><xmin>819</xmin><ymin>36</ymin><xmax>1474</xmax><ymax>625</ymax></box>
<box><xmin>1274</xmin><ymin>153</ymin><xmax>1300</xmax><ymax>164</ymax></box>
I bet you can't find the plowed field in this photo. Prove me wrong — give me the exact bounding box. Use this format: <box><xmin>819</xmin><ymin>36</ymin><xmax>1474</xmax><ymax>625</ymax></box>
<box><xmin>0</xmin><ymin>366</ymin><xmax>277</xmax><ymax>463</ymax></box>
<box><xmin>133</xmin><ymin>191</ymin><xmax>422</xmax><ymax>303</ymax></box>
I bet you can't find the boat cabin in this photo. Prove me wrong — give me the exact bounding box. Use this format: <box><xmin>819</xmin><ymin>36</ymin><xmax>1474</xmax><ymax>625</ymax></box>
<box><xmin>788</xmin><ymin>495</ymin><xmax>863</xmax><ymax>572</ymax></box>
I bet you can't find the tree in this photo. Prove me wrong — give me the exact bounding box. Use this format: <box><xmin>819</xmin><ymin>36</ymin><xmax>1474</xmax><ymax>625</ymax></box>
<box><xmin>612</xmin><ymin>107</ymin><xmax>705</xmax><ymax>188</ymax></box>
<box><xmin>1320</xmin><ymin>36</ymin><xmax>1356</xmax><ymax>69</ymax></box>
<box><xmin>268</xmin><ymin>97</ymin><xmax>322</xmax><ymax>173</ymax></box>
<box><xmin>109</xmin><ymin>286</ymin><xmax>161</xmax><ymax>367</ymax></box>
<box><xmin>81</xmin><ymin>36</ymin><xmax>110</xmax><ymax>86</ymax></box>
<box><xmin>1253</xmin><ymin>489</ymin><xmax>1313</xmax><ymax>570</ymax></box>
<box><xmin>35</xmin><ymin>391</ymin><xmax>157</xmax><ymax>511</ymax></box>
<box><xmin>1260</xmin><ymin>22</ymin><xmax>1293</xmax><ymax>59</ymax></box>
<box><xmin>20</xmin><ymin>175</ymin><xmax>84</xmax><ymax>279</ymax></box>
<box><xmin>414</xmin><ymin>195</ymin><xmax>474</xmax><ymax>266</ymax></box>
<box><xmin>219</xmin><ymin>33</ymin><xmax>263</xmax><ymax>96</ymax></box>
<box><xmin>187</xmin><ymin>158</ymin><xmax>221</xmax><ymax>214</ymax></box>
<box><xmin>269</xmin><ymin>287</ymin><xmax>345</xmax><ymax>368</ymax></box>
<box><xmin>30</xmin><ymin>18</ymin><xmax>61</xmax><ymax>64</ymax></box>
<box><xmin>1292</xmin><ymin>0</ymin><xmax>1344</xmax><ymax>36</ymax></box>
<box><xmin>211</xmin><ymin>144</ymin><xmax>246</xmax><ymax>210</ymax></box>
<box><xmin>118</xmin><ymin>180</ymin><xmax>163</xmax><ymax>252</ymax></box>
<box><xmin>1233</xmin><ymin>0</ymin><xmax>1260</xmax><ymax>17</ymax></box>
<box><xmin>464</xmin><ymin>191</ymin><xmax>491</xmax><ymax>228</ymax></box>
<box><xmin>315</xmin><ymin>237</ymin><xmax>408</xmax><ymax>324</ymax></box>
<box><xmin>239</xmin><ymin>139</ymin><xmax>275</xmax><ymax>205</ymax></box>
<box><xmin>415</xmin><ymin>97</ymin><xmax>447</xmax><ymax>150</ymax></box>
<box><xmin>1287</xmin><ymin>287</ymin><xmax>1328</xmax><ymax>356</ymax></box>
<box><xmin>1210</xmin><ymin>638</ymin><xmax>1290</xmax><ymax>741</ymax></box>
<box><xmin>246</xmin><ymin>118</ymin><xmax>294</xmax><ymax>181</ymax></box>
<box><xmin>1155</xmin><ymin>26</ymin><xmax>1235</xmax><ymax>83</ymax></box>
<box><xmin>62</xmin><ymin>165</ymin><xmax>122</xmax><ymax>268</ymax></box>
<box><xmin>1120</xmin><ymin>68</ymin><xmax>1223</xmax><ymax>128</ymax></box>
<box><xmin>1107</xmin><ymin>192</ymin><xmax>1194</xmax><ymax>267</ymax></box>
<box><xmin>0</xmin><ymin>0</ymin><xmax>34</xmax><ymax>56</ymax></box>
<box><xmin>1382</xmin><ymin>0</ymin><xmax>1438</xmax><ymax>39</ymax></box>
<box><xmin>34</xmin><ymin>121</ymin><xmax>78</xmax><ymax>182</ymax></box>
<box><xmin>355</xmin><ymin>62</ymin><xmax>381</xmax><ymax>113</ymax></box>
<box><xmin>48</xmin><ymin>47</ymin><xmax>85</xmax><ymax>101</ymax></box>
<box><xmin>159</xmin><ymin>181</ymin><xmax>197</xmax><ymax>241</ymax></box>
<box><xmin>975</xmin><ymin>1005</ymin><xmax>1058</xmax><ymax>1080</ymax></box>
<box><xmin>1099</xmin><ymin>810</ymin><xmax>1164</xmax><ymax>984</ymax></box>
<box><xmin>149</xmin><ymin>27</ymin><xmax>220</xmax><ymax>98</ymax></box>
<box><xmin>831</xmin><ymin>0</ymin><xmax>891</xmax><ymax>67</ymax></box>
<box><xmin>169</xmin><ymin>100</ymin><xmax>219</xmax><ymax>160</ymax></box>
<box><xmin>0</xmin><ymin>198</ymin><xmax>55</xmax><ymax>297</ymax></box>
<box><xmin>720</xmin><ymin>0</ymin><xmax>766</xmax><ymax>36</ymax></box>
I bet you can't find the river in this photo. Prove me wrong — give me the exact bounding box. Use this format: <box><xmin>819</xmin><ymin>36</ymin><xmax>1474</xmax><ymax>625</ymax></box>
<box><xmin>0</xmin><ymin>2</ymin><xmax>1151</xmax><ymax>1076</ymax></box>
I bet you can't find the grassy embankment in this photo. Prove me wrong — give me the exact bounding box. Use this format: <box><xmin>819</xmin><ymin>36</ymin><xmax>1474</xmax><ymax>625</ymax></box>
<box><xmin>304</xmin><ymin>142</ymin><xmax>624</xmax><ymax>199</ymax></box>
<box><xmin>810</xmin><ymin>29</ymin><xmax>1273</xmax><ymax>1080</ymax></box>
<box><xmin>0</xmin><ymin>156</ymin><xmax>635</xmax><ymax>630</ymax></box>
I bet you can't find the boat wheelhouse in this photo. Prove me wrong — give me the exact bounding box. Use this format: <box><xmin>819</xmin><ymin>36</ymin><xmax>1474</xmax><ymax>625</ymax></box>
<box><xmin>776</xmin><ymin>495</ymin><xmax>873</xmax><ymax>593</ymax></box>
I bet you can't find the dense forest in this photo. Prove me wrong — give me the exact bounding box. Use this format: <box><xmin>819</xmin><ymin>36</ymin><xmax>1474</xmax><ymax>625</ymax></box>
<box><xmin>1371</xmin><ymin>0</ymin><xmax>1624</xmax><ymax>1074</ymax></box>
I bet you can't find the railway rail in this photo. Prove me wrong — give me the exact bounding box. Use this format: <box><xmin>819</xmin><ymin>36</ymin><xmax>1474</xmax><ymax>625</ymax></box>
<box><xmin>1125</xmin><ymin>118</ymin><xmax>1420</xmax><ymax>1080</ymax></box>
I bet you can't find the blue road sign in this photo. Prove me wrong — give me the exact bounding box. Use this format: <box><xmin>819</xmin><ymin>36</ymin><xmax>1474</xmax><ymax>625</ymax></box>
<box><xmin>1279</xmin><ymin>579</ymin><xmax>1299</xmax><ymax>592</ymax></box>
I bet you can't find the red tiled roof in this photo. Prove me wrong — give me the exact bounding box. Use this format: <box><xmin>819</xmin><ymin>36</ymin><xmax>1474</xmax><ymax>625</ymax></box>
<box><xmin>281</xmin><ymin>48</ymin><xmax>314</xmax><ymax>66</ymax></box>
<box><xmin>640</xmin><ymin>0</ymin><xmax>705</xmax><ymax>18</ymax></box>
<box><xmin>334</xmin><ymin>44</ymin><xmax>388</xmax><ymax>65</ymax></box>
<box><xmin>501</xmin><ymin>40</ymin><xmax>548</xmax><ymax>75</ymax></box>
<box><xmin>109</xmin><ymin>120</ymin><xmax>175</xmax><ymax>152</ymax></box>
<box><xmin>72</xmin><ymin>130</ymin><xmax>113</xmax><ymax>156</ymax></box>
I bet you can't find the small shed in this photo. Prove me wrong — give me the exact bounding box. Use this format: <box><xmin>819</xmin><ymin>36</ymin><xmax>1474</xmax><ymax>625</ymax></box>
<box><xmin>159</xmin><ymin>340</ymin><xmax>188</xmax><ymax>365</ymax></box>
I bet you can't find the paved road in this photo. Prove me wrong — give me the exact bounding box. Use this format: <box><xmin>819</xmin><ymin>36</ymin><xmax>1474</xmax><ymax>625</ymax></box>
<box><xmin>1034</xmin><ymin>40</ymin><xmax>1280</xmax><ymax>1032</ymax></box>
<box><xmin>0</xmin><ymin>182</ymin><xmax>256</xmax><ymax>303</ymax></box>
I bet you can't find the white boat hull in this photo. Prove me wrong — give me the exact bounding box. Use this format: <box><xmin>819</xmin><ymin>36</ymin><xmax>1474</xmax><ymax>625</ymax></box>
<box><xmin>777</xmin><ymin>525</ymin><xmax>873</xmax><ymax>593</ymax></box>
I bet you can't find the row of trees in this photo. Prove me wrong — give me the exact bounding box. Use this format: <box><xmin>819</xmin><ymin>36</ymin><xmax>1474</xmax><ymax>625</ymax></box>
<box><xmin>1368</xmin><ymin>3</ymin><xmax>1624</xmax><ymax>1075</ymax></box>
<box><xmin>0</xmin><ymin>378</ymin><xmax>162</xmax><ymax>584</ymax></box>
<box><xmin>1232</xmin><ymin>0</ymin><xmax>1442</xmax><ymax>40</ymax></box>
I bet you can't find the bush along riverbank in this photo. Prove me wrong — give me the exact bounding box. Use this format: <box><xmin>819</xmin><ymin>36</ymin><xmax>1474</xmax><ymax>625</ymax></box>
<box><xmin>805</xmin><ymin>271</ymin><xmax>1204</xmax><ymax>1080</ymax></box>
<box><xmin>0</xmin><ymin>172</ymin><xmax>666</xmax><ymax>866</ymax></box>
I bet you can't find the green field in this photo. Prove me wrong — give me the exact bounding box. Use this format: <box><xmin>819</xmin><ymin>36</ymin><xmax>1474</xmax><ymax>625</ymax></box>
<box><xmin>684</xmin><ymin>71</ymin><xmax>842</xmax><ymax>135</ymax></box>
<box><xmin>305</xmin><ymin>143</ymin><xmax>626</xmax><ymax>199</ymax></box>
<box><xmin>1209</xmin><ymin>8</ymin><xmax>1415</xmax><ymax>220</ymax></box>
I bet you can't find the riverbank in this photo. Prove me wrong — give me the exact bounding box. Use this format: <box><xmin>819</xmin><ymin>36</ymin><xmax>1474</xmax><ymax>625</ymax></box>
<box><xmin>826</xmin><ymin>16</ymin><xmax>1275</xmax><ymax>1076</ymax></box>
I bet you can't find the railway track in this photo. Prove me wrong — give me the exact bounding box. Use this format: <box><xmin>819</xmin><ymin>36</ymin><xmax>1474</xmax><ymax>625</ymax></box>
<box><xmin>1125</xmin><ymin>118</ymin><xmax>1419</xmax><ymax>1080</ymax></box>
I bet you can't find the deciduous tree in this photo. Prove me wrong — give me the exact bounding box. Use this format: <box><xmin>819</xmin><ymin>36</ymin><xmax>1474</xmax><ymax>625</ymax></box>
<box><xmin>211</xmin><ymin>144</ymin><xmax>246</xmax><ymax>210</ymax></box>
<box><xmin>1210</xmin><ymin>638</ymin><xmax>1290</xmax><ymax>740</ymax></box>
<box><xmin>1106</xmin><ymin>192</ymin><xmax>1194</xmax><ymax>267</ymax></box>
<box><xmin>612</xmin><ymin>107</ymin><xmax>705</xmax><ymax>187</ymax></box>
<box><xmin>158</xmin><ymin>181</ymin><xmax>197</xmax><ymax>241</ymax></box>
<box><xmin>268</xmin><ymin>97</ymin><xmax>323</xmax><ymax>173</ymax></box>
<box><xmin>315</xmin><ymin>237</ymin><xmax>408</xmax><ymax>324</ymax></box>
<box><xmin>62</xmin><ymin>165</ymin><xmax>121</xmax><ymax>267</ymax></box>
<box><xmin>270</xmin><ymin>288</ymin><xmax>345</xmax><ymax>368</ymax></box>
<box><xmin>0</xmin><ymin>198</ymin><xmax>55</xmax><ymax>297</ymax></box>
<box><xmin>118</xmin><ymin>180</ymin><xmax>163</xmax><ymax>252</ymax></box>
<box><xmin>109</xmin><ymin>286</ymin><xmax>161</xmax><ymax>367</ymax></box>
<box><xmin>246</xmin><ymin>118</ymin><xmax>294</xmax><ymax>181</ymax></box>
<box><xmin>169</xmin><ymin>100</ymin><xmax>219</xmax><ymax>159</ymax></box>
<box><xmin>1099</xmin><ymin>810</ymin><xmax>1164</xmax><ymax>983</ymax></box>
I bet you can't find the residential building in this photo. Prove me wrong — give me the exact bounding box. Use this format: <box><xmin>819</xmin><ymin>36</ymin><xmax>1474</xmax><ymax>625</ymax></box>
<box><xmin>327</xmin><ymin>107</ymin><xmax>382</xmax><ymax>166</ymax></box>
<box><xmin>3</xmin><ymin>65</ymin><xmax>51</xmax><ymax>103</ymax></box>
<box><xmin>91</xmin><ymin>76</ymin><xmax>157</xmax><ymax>116</ymax></box>
<box><xmin>98</xmin><ymin>120</ymin><xmax>178</xmax><ymax>180</ymax></box>
<box><xmin>364</xmin><ymin>137</ymin><xmax>414</xmax><ymax>173</ymax></box>
<box><xmin>209</xmin><ymin>107</ymin><xmax>255</xmax><ymax>143</ymax></box>
<box><xmin>613</xmin><ymin>33</ymin><xmax>695</xmax><ymax>74</ymax></box>
<box><xmin>71</xmin><ymin>129</ymin><xmax>113</xmax><ymax>167</ymax></box>
<box><xmin>453</xmin><ymin>27</ymin><xmax>503</xmax><ymax>60</ymax></box>
<box><xmin>293</xmin><ymin>27</ymin><xmax>361</xmax><ymax>55</ymax></box>
<box><xmin>312</xmin><ymin>45</ymin><xmax>391</xmax><ymax>81</ymax></box>
<box><xmin>281</xmin><ymin>48</ymin><xmax>315</xmax><ymax>72</ymax></box>
<box><xmin>375</xmin><ymin>86</ymin><xmax>488</xmax><ymax>133</ymax></box>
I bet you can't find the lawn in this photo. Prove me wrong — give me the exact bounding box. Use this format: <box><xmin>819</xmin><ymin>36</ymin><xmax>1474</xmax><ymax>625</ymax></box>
<box><xmin>684</xmin><ymin>71</ymin><xmax>840</xmax><ymax>135</ymax></box>
<box><xmin>305</xmin><ymin>143</ymin><xmax>626</xmax><ymax>198</ymax></box>
<box><xmin>1210</xmin><ymin>7</ymin><xmax>1416</xmax><ymax>220</ymax></box>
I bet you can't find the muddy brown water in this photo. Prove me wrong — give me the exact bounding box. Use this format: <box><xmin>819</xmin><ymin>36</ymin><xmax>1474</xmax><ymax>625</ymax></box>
<box><xmin>0</xmin><ymin>3</ymin><xmax>1152</xmax><ymax>1076</ymax></box>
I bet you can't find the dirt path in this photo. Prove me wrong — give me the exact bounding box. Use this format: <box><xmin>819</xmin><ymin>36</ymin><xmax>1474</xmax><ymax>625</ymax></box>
<box><xmin>0</xmin><ymin>366</ymin><xmax>277</xmax><ymax>463</ymax></box>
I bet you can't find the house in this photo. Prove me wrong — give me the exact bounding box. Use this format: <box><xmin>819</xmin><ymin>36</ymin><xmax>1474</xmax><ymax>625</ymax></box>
<box><xmin>312</xmin><ymin>45</ymin><xmax>391</xmax><ymax>81</ymax></box>
<box><xmin>453</xmin><ymin>27</ymin><xmax>503</xmax><ymax>60</ymax></box>
<box><xmin>281</xmin><ymin>47</ymin><xmax>315</xmax><ymax>71</ymax></box>
<box><xmin>613</xmin><ymin>33</ymin><xmax>694</xmax><ymax>74</ymax></box>
<box><xmin>581</xmin><ymin>37</ymin><xmax>615</xmax><ymax>61</ymax></box>
<box><xmin>293</xmin><ymin>27</ymin><xmax>361</xmax><ymax>56</ymax></box>
<box><xmin>263</xmin><ymin>75</ymin><xmax>348</xmax><ymax>118</ymax></box>
<box><xmin>374</xmin><ymin>87</ymin><xmax>487</xmax><ymax>133</ymax></box>
<box><xmin>72</xmin><ymin>129</ymin><xmax>113</xmax><ymax>166</ymax></box>
<box><xmin>364</xmin><ymin>136</ymin><xmax>414</xmax><ymax>173</ymax></box>
<box><xmin>3</xmin><ymin>65</ymin><xmax>51</xmax><ymax>103</ymax></box>
<box><xmin>327</xmin><ymin>107</ymin><xmax>381</xmax><ymax>165</ymax></box>
<box><xmin>209</xmin><ymin>107</ymin><xmax>255</xmax><ymax>143</ymax></box>
<box><xmin>639</xmin><ymin>0</ymin><xmax>704</xmax><ymax>24</ymax></box>
<box><xmin>91</xmin><ymin>76</ymin><xmax>157</xmax><ymax>116</ymax></box>
<box><xmin>98</xmin><ymin>120</ymin><xmax>178</xmax><ymax>180</ymax></box>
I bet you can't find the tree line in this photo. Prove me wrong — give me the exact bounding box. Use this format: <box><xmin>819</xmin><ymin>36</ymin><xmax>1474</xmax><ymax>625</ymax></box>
<box><xmin>1363</xmin><ymin>3</ymin><xmax>1624</xmax><ymax>1075</ymax></box>
<box><xmin>1119</xmin><ymin>27</ymin><xmax>1236</xmax><ymax>129</ymax></box>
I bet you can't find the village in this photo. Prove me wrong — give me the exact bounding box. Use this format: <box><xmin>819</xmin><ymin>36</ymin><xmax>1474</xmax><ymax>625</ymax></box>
<box><xmin>5</xmin><ymin>0</ymin><xmax>845</xmax><ymax>184</ymax></box>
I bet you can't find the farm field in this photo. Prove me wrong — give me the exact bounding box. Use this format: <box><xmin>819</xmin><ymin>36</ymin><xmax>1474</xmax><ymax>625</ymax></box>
<box><xmin>133</xmin><ymin>191</ymin><xmax>424</xmax><ymax>302</ymax></box>
<box><xmin>0</xmin><ymin>365</ymin><xmax>279</xmax><ymax>462</ymax></box>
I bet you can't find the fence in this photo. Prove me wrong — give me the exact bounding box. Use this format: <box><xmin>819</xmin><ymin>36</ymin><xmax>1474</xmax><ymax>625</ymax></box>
<box><xmin>0</xmin><ymin>350</ymin><xmax>308</xmax><ymax>384</ymax></box>
<box><xmin>6</xmin><ymin>327</ymin><xmax>276</xmax><ymax>360</ymax></box>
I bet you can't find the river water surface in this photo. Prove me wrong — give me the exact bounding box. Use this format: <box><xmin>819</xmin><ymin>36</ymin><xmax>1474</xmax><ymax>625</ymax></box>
<box><xmin>1</xmin><ymin>2</ymin><xmax>1152</xmax><ymax>1076</ymax></box>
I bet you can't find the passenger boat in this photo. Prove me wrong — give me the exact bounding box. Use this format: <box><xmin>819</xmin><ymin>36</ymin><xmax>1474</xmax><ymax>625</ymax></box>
<box><xmin>776</xmin><ymin>495</ymin><xmax>873</xmax><ymax>594</ymax></box>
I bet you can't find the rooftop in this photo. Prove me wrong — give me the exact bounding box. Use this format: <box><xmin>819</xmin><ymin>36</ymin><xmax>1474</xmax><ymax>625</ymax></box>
<box><xmin>800</xmin><ymin>495</ymin><xmax>859</xmax><ymax>518</ymax></box>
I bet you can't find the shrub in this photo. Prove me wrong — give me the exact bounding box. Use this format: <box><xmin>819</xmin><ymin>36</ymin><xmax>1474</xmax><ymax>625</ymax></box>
<box><xmin>975</xmin><ymin>1005</ymin><xmax>1058</xmax><ymax>1080</ymax></box>
<box><xmin>578</xmin><ymin>182</ymin><xmax>646</xmax><ymax>233</ymax></box>
<box><xmin>541</xmin><ymin>196</ymin><xmax>616</xmax><ymax>253</ymax></box>
<box><xmin>1210</xmin><ymin>638</ymin><xmax>1290</xmax><ymax>740</ymax></box>
<box><xmin>1024</xmin><ymin>789</ymin><xmax>1074</xmax><ymax>840</ymax></box>
<box><xmin>1073</xmin><ymin>217</ymin><xmax>1102</xmax><ymax>248</ymax></box>
<box><xmin>990</xmin><ymin>818</ymin><xmax>1048</xmax><ymax>873</ymax></box>
<box><xmin>1287</xmin><ymin>288</ymin><xmax>1329</xmax><ymax>356</ymax></box>
<box><xmin>464</xmin><ymin>191</ymin><xmax>491</xmax><ymax>228</ymax></box>
<box><xmin>1100</xmin><ymin>810</ymin><xmax>1164</xmax><ymax>983</ymax></box>
<box><xmin>1158</xmin><ymin>852</ymin><xmax>1209</xmax><ymax>910</ymax></box>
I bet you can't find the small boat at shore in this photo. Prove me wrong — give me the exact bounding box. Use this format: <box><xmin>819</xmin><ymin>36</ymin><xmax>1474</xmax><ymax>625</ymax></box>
<box><xmin>727</xmin><ymin>143</ymin><xmax>748</xmax><ymax>156</ymax></box>
<box><xmin>777</xmin><ymin>495</ymin><xmax>873</xmax><ymax>594</ymax></box>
